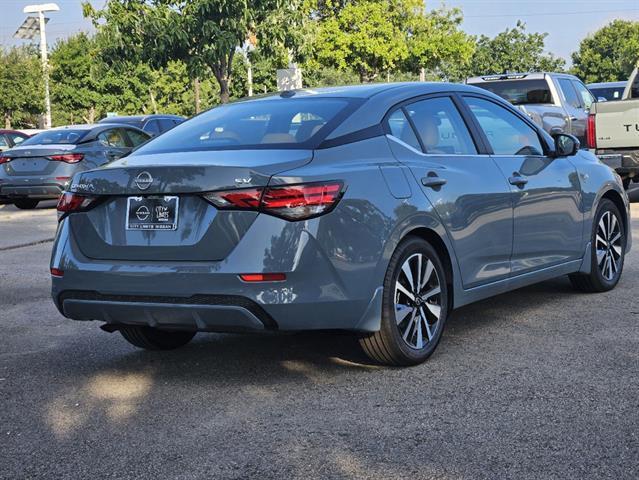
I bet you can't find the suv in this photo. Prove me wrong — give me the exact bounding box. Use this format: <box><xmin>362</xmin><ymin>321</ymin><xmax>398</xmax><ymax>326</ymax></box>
<box><xmin>466</xmin><ymin>72</ymin><xmax>596</xmax><ymax>146</ymax></box>
<box><xmin>97</xmin><ymin>114</ymin><xmax>185</xmax><ymax>136</ymax></box>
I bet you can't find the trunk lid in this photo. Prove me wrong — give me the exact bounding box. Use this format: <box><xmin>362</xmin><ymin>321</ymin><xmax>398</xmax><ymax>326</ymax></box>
<box><xmin>3</xmin><ymin>144</ymin><xmax>78</xmax><ymax>176</ymax></box>
<box><xmin>68</xmin><ymin>149</ymin><xmax>312</xmax><ymax>262</ymax></box>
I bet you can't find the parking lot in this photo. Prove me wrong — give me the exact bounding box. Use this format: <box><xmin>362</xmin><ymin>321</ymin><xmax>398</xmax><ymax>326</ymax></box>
<box><xmin>1</xmin><ymin>201</ymin><xmax>638</xmax><ymax>479</ymax></box>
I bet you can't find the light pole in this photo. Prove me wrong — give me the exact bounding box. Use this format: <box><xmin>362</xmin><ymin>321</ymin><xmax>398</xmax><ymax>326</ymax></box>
<box><xmin>14</xmin><ymin>3</ymin><xmax>59</xmax><ymax>129</ymax></box>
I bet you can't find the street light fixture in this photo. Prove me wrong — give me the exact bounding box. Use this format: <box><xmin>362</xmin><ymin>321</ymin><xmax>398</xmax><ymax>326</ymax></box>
<box><xmin>14</xmin><ymin>3</ymin><xmax>60</xmax><ymax>129</ymax></box>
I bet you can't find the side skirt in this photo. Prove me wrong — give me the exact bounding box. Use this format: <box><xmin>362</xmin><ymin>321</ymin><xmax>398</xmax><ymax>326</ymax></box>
<box><xmin>453</xmin><ymin>259</ymin><xmax>583</xmax><ymax>309</ymax></box>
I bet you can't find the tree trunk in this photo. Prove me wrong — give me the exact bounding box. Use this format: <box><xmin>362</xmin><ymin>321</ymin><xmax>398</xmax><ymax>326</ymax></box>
<box><xmin>219</xmin><ymin>79</ymin><xmax>230</xmax><ymax>104</ymax></box>
<box><xmin>149</xmin><ymin>88</ymin><xmax>158</xmax><ymax>114</ymax></box>
<box><xmin>194</xmin><ymin>78</ymin><xmax>201</xmax><ymax>113</ymax></box>
<box><xmin>4</xmin><ymin>112</ymin><xmax>11</xmax><ymax>129</ymax></box>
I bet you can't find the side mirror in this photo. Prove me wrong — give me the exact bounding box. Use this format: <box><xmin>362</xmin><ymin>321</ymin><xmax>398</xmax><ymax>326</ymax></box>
<box><xmin>552</xmin><ymin>133</ymin><xmax>580</xmax><ymax>157</ymax></box>
<box><xmin>597</xmin><ymin>97</ymin><xmax>607</xmax><ymax>102</ymax></box>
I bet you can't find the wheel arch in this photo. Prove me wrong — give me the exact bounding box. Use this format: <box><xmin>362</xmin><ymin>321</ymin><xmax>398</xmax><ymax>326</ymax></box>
<box><xmin>600</xmin><ymin>188</ymin><xmax>628</xmax><ymax>236</ymax></box>
<box><xmin>402</xmin><ymin>226</ymin><xmax>455</xmax><ymax>311</ymax></box>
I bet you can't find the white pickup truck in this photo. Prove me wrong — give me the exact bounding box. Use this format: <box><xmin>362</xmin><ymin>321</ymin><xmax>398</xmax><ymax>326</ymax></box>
<box><xmin>587</xmin><ymin>68</ymin><xmax>639</xmax><ymax>189</ymax></box>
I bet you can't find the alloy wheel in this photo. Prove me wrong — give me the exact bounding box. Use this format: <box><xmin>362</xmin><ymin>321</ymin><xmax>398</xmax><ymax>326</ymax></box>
<box><xmin>596</xmin><ymin>211</ymin><xmax>623</xmax><ymax>281</ymax></box>
<box><xmin>394</xmin><ymin>253</ymin><xmax>442</xmax><ymax>349</ymax></box>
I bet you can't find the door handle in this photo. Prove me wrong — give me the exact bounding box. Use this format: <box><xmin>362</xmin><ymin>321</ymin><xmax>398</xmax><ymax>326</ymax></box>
<box><xmin>421</xmin><ymin>172</ymin><xmax>447</xmax><ymax>189</ymax></box>
<box><xmin>508</xmin><ymin>173</ymin><xmax>528</xmax><ymax>187</ymax></box>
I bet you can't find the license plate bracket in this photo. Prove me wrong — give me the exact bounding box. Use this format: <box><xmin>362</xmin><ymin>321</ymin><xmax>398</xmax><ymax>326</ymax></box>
<box><xmin>126</xmin><ymin>196</ymin><xmax>179</xmax><ymax>231</ymax></box>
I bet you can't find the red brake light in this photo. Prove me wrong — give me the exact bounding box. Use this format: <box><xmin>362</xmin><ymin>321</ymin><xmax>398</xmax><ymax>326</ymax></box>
<box><xmin>202</xmin><ymin>181</ymin><xmax>344</xmax><ymax>221</ymax></box>
<box><xmin>0</xmin><ymin>155</ymin><xmax>10</xmax><ymax>164</ymax></box>
<box><xmin>587</xmin><ymin>113</ymin><xmax>597</xmax><ymax>149</ymax></box>
<box><xmin>57</xmin><ymin>192</ymin><xmax>98</xmax><ymax>215</ymax></box>
<box><xmin>50</xmin><ymin>268</ymin><xmax>64</xmax><ymax>278</ymax></box>
<box><xmin>203</xmin><ymin>188</ymin><xmax>262</xmax><ymax>209</ymax></box>
<box><xmin>239</xmin><ymin>273</ymin><xmax>286</xmax><ymax>282</ymax></box>
<box><xmin>49</xmin><ymin>153</ymin><xmax>84</xmax><ymax>163</ymax></box>
<box><xmin>261</xmin><ymin>182</ymin><xmax>343</xmax><ymax>220</ymax></box>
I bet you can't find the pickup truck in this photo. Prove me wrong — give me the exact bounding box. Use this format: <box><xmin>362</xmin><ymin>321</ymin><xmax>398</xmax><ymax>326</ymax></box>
<box><xmin>466</xmin><ymin>72</ymin><xmax>596</xmax><ymax>147</ymax></box>
<box><xmin>587</xmin><ymin>68</ymin><xmax>639</xmax><ymax>189</ymax></box>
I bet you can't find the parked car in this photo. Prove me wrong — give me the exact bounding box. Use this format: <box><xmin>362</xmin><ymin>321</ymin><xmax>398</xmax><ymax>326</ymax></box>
<box><xmin>51</xmin><ymin>83</ymin><xmax>630</xmax><ymax>366</ymax></box>
<box><xmin>587</xmin><ymin>81</ymin><xmax>627</xmax><ymax>102</ymax></box>
<box><xmin>0</xmin><ymin>124</ymin><xmax>150</xmax><ymax>209</ymax></box>
<box><xmin>0</xmin><ymin>129</ymin><xmax>30</xmax><ymax>151</ymax></box>
<box><xmin>587</xmin><ymin>68</ymin><xmax>639</xmax><ymax>190</ymax></box>
<box><xmin>97</xmin><ymin>114</ymin><xmax>185</xmax><ymax>136</ymax></box>
<box><xmin>466</xmin><ymin>72</ymin><xmax>596</xmax><ymax>146</ymax></box>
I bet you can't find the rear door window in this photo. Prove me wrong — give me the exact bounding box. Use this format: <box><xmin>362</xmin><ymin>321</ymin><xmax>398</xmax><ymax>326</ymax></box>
<box><xmin>557</xmin><ymin>79</ymin><xmax>582</xmax><ymax>108</ymax></box>
<box><xmin>98</xmin><ymin>129</ymin><xmax>128</xmax><ymax>148</ymax></box>
<box><xmin>125</xmin><ymin>129</ymin><xmax>151</xmax><ymax>147</ymax></box>
<box><xmin>406</xmin><ymin>97</ymin><xmax>477</xmax><ymax>155</ymax></box>
<box><xmin>158</xmin><ymin>118</ymin><xmax>176</xmax><ymax>133</ymax></box>
<box><xmin>386</xmin><ymin>109</ymin><xmax>421</xmax><ymax>150</ymax></box>
<box><xmin>144</xmin><ymin>119</ymin><xmax>161</xmax><ymax>136</ymax></box>
<box><xmin>0</xmin><ymin>135</ymin><xmax>9</xmax><ymax>150</ymax></box>
<box><xmin>465</xmin><ymin>96</ymin><xmax>544</xmax><ymax>156</ymax></box>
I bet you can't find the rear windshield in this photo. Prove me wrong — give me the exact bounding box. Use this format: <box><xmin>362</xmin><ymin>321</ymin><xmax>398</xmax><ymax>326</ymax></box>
<box><xmin>589</xmin><ymin>86</ymin><xmax>625</xmax><ymax>101</ymax></box>
<box><xmin>19</xmin><ymin>129</ymin><xmax>89</xmax><ymax>146</ymax></box>
<box><xmin>135</xmin><ymin>98</ymin><xmax>355</xmax><ymax>153</ymax></box>
<box><xmin>472</xmin><ymin>79</ymin><xmax>554</xmax><ymax>105</ymax></box>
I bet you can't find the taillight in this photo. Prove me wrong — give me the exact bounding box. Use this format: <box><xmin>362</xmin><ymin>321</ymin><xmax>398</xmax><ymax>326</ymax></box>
<box><xmin>49</xmin><ymin>153</ymin><xmax>84</xmax><ymax>163</ymax></box>
<box><xmin>261</xmin><ymin>183</ymin><xmax>343</xmax><ymax>220</ymax></box>
<box><xmin>239</xmin><ymin>273</ymin><xmax>286</xmax><ymax>282</ymax></box>
<box><xmin>203</xmin><ymin>188</ymin><xmax>262</xmax><ymax>210</ymax></box>
<box><xmin>56</xmin><ymin>192</ymin><xmax>98</xmax><ymax>216</ymax></box>
<box><xmin>0</xmin><ymin>155</ymin><xmax>11</xmax><ymax>164</ymax></box>
<box><xmin>202</xmin><ymin>181</ymin><xmax>344</xmax><ymax>221</ymax></box>
<box><xmin>50</xmin><ymin>268</ymin><xmax>64</xmax><ymax>278</ymax></box>
<box><xmin>587</xmin><ymin>113</ymin><xmax>597</xmax><ymax>149</ymax></box>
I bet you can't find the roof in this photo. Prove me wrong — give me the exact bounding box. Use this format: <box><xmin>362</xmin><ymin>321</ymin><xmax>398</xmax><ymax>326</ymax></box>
<box><xmin>587</xmin><ymin>81</ymin><xmax>627</xmax><ymax>88</ymax></box>
<box><xmin>0</xmin><ymin>129</ymin><xmax>28</xmax><ymax>135</ymax></box>
<box><xmin>466</xmin><ymin>72</ymin><xmax>578</xmax><ymax>83</ymax></box>
<box><xmin>97</xmin><ymin>114</ymin><xmax>185</xmax><ymax>123</ymax></box>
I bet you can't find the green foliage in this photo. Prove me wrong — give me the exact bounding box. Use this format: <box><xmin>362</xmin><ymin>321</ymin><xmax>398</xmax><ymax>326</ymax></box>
<box><xmin>314</xmin><ymin>0</ymin><xmax>411</xmax><ymax>82</ymax></box>
<box><xmin>404</xmin><ymin>5</ymin><xmax>475</xmax><ymax>81</ymax></box>
<box><xmin>0</xmin><ymin>47</ymin><xmax>44</xmax><ymax>128</ymax></box>
<box><xmin>571</xmin><ymin>20</ymin><xmax>639</xmax><ymax>83</ymax></box>
<box><xmin>83</xmin><ymin>0</ymin><xmax>301</xmax><ymax>103</ymax></box>
<box><xmin>465</xmin><ymin>21</ymin><xmax>565</xmax><ymax>77</ymax></box>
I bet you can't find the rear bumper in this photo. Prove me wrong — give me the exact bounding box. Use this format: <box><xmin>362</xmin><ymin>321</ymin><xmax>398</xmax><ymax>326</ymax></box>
<box><xmin>58</xmin><ymin>291</ymin><xmax>276</xmax><ymax>332</ymax></box>
<box><xmin>50</xmin><ymin>214</ymin><xmax>385</xmax><ymax>333</ymax></box>
<box><xmin>0</xmin><ymin>182</ymin><xmax>64</xmax><ymax>199</ymax></box>
<box><xmin>596</xmin><ymin>149</ymin><xmax>639</xmax><ymax>177</ymax></box>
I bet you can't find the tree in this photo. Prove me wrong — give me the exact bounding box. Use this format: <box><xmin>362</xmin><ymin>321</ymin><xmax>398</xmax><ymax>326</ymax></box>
<box><xmin>572</xmin><ymin>20</ymin><xmax>639</xmax><ymax>83</ymax></box>
<box><xmin>0</xmin><ymin>47</ymin><xmax>44</xmax><ymax>128</ymax></box>
<box><xmin>314</xmin><ymin>0</ymin><xmax>412</xmax><ymax>82</ymax></box>
<box><xmin>83</xmin><ymin>0</ymin><xmax>301</xmax><ymax>104</ymax></box>
<box><xmin>49</xmin><ymin>33</ymin><xmax>100</xmax><ymax>125</ymax></box>
<box><xmin>465</xmin><ymin>21</ymin><xmax>565</xmax><ymax>77</ymax></box>
<box><xmin>404</xmin><ymin>5</ymin><xmax>475</xmax><ymax>81</ymax></box>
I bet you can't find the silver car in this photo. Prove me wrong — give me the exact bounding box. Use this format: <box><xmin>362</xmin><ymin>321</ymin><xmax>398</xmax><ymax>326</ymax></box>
<box><xmin>50</xmin><ymin>83</ymin><xmax>631</xmax><ymax>365</ymax></box>
<box><xmin>0</xmin><ymin>124</ymin><xmax>150</xmax><ymax>209</ymax></box>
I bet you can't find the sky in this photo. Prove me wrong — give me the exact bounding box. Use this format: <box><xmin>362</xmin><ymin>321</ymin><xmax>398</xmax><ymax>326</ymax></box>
<box><xmin>1</xmin><ymin>0</ymin><xmax>638</xmax><ymax>64</ymax></box>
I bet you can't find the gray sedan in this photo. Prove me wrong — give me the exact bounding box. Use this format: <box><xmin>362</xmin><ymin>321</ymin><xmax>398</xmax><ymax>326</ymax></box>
<box><xmin>50</xmin><ymin>83</ymin><xmax>631</xmax><ymax>365</ymax></box>
<box><xmin>0</xmin><ymin>124</ymin><xmax>150</xmax><ymax>209</ymax></box>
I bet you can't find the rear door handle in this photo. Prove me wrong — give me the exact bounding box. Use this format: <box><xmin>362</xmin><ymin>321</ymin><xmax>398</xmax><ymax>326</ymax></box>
<box><xmin>508</xmin><ymin>173</ymin><xmax>528</xmax><ymax>187</ymax></box>
<box><xmin>421</xmin><ymin>172</ymin><xmax>447</xmax><ymax>189</ymax></box>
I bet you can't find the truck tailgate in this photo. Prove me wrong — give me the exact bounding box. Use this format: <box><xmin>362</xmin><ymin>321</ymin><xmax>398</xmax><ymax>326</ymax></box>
<box><xmin>592</xmin><ymin>100</ymin><xmax>639</xmax><ymax>149</ymax></box>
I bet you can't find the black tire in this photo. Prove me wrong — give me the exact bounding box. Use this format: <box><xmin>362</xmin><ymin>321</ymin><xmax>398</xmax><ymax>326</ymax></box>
<box><xmin>13</xmin><ymin>199</ymin><xmax>39</xmax><ymax>210</ymax></box>
<box><xmin>119</xmin><ymin>325</ymin><xmax>195</xmax><ymax>350</ymax></box>
<box><xmin>359</xmin><ymin>236</ymin><xmax>449</xmax><ymax>366</ymax></box>
<box><xmin>569</xmin><ymin>198</ymin><xmax>625</xmax><ymax>293</ymax></box>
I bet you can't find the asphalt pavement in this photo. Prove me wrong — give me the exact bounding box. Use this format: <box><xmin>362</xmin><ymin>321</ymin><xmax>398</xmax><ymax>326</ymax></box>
<box><xmin>0</xmin><ymin>202</ymin><xmax>638</xmax><ymax>479</ymax></box>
